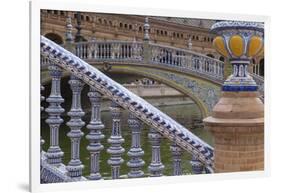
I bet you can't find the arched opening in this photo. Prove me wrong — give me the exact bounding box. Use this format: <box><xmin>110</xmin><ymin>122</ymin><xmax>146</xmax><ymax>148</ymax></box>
<box><xmin>259</xmin><ymin>58</ymin><xmax>264</xmax><ymax>77</ymax></box>
<box><xmin>206</xmin><ymin>54</ymin><xmax>214</xmax><ymax>58</ymax></box>
<box><xmin>252</xmin><ymin>59</ymin><xmax>256</xmax><ymax>64</ymax></box>
<box><xmin>219</xmin><ymin>56</ymin><xmax>225</xmax><ymax>62</ymax></box>
<box><xmin>45</xmin><ymin>33</ymin><xmax>63</xmax><ymax>45</ymax></box>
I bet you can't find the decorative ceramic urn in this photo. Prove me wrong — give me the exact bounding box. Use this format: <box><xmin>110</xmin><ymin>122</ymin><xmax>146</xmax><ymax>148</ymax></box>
<box><xmin>211</xmin><ymin>21</ymin><xmax>264</xmax><ymax>91</ymax></box>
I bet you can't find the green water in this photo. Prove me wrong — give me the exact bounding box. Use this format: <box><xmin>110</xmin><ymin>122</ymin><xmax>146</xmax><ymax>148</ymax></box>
<box><xmin>41</xmin><ymin>96</ymin><xmax>213</xmax><ymax>178</ymax></box>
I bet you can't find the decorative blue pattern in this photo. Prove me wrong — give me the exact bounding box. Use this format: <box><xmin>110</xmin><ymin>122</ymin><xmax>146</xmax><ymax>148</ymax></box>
<box><xmin>222</xmin><ymin>85</ymin><xmax>258</xmax><ymax>92</ymax></box>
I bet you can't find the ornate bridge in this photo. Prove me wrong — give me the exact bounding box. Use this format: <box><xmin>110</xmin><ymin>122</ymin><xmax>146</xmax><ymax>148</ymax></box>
<box><xmin>41</xmin><ymin>39</ymin><xmax>225</xmax><ymax>116</ymax></box>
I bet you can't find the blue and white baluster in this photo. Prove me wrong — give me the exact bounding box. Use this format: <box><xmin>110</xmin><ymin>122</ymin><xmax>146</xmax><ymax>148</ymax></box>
<box><xmin>45</xmin><ymin>64</ymin><xmax>65</xmax><ymax>165</ymax></box>
<box><xmin>148</xmin><ymin>128</ymin><xmax>164</xmax><ymax>177</ymax></box>
<box><xmin>127</xmin><ymin>113</ymin><xmax>145</xmax><ymax>178</ymax></box>
<box><xmin>190</xmin><ymin>155</ymin><xmax>204</xmax><ymax>174</ymax></box>
<box><xmin>40</xmin><ymin>85</ymin><xmax>45</xmax><ymax>154</ymax></box>
<box><xmin>107</xmin><ymin>102</ymin><xmax>125</xmax><ymax>179</ymax></box>
<box><xmin>66</xmin><ymin>75</ymin><xmax>85</xmax><ymax>179</ymax></box>
<box><xmin>86</xmin><ymin>87</ymin><xmax>105</xmax><ymax>180</ymax></box>
<box><xmin>170</xmin><ymin>142</ymin><xmax>183</xmax><ymax>176</ymax></box>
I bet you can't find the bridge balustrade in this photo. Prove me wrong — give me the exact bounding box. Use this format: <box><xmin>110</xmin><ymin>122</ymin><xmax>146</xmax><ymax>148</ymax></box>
<box><xmin>74</xmin><ymin>40</ymin><xmax>144</xmax><ymax>61</ymax></box>
<box><xmin>40</xmin><ymin>36</ymin><xmax>215</xmax><ymax>183</ymax></box>
<box><xmin>72</xmin><ymin>40</ymin><xmax>224</xmax><ymax>82</ymax></box>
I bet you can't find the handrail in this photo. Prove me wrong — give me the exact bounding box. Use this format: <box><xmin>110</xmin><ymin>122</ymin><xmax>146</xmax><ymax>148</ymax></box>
<box><xmin>40</xmin><ymin>36</ymin><xmax>214</xmax><ymax>169</ymax></box>
<box><xmin>71</xmin><ymin>39</ymin><xmax>224</xmax><ymax>83</ymax></box>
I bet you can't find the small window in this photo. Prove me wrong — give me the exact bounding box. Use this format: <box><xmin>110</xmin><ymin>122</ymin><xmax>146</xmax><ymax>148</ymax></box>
<box><xmin>120</xmin><ymin>23</ymin><xmax>123</xmax><ymax>28</ymax></box>
<box><xmin>104</xmin><ymin>19</ymin><xmax>107</xmax><ymax>25</ymax></box>
<box><xmin>129</xmin><ymin>24</ymin><xmax>132</xmax><ymax>30</ymax></box>
<box><xmin>181</xmin><ymin>34</ymin><xmax>183</xmax><ymax>38</ymax></box>
<box><xmin>86</xmin><ymin>16</ymin><xmax>90</xmax><ymax>22</ymax></box>
<box><xmin>124</xmin><ymin>24</ymin><xmax>128</xmax><ymax>29</ymax></box>
<box><xmin>109</xmin><ymin>21</ymin><xmax>112</xmax><ymax>26</ymax></box>
<box><xmin>139</xmin><ymin>26</ymin><xmax>142</xmax><ymax>32</ymax></box>
<box><xmin>98</xmin><ymin>18</ymin><xmax>102</xmax><ymax>24</ymax></box>
<box><xmin>164</xmin><ymin>31</ymin><xmax>167</xmax><ymax>36</ymax></box>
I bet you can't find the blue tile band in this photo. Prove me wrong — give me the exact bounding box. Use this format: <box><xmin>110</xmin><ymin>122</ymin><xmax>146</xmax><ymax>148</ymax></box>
<box><xmin>222</xmin><ymin>85</ymin><xmax>258</xmax><ymax>91</ymax></box>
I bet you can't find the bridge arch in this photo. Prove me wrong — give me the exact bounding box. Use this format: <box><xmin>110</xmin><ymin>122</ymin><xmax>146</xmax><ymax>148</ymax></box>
<box><xmin>101</xmin><ymin>66</ymin><xmax>218</xmax><ymax>118</ymax></box>
<box><xmin>44</xmin><ymin>32</ymin><xmax>63</xmax><ymax>45</ymax></box>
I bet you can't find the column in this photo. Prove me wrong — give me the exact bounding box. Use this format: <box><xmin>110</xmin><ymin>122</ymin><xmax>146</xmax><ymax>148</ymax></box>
<box><xmin>66</xmin><ymin>75</ymin><xmax>85</xmax><ymax>178</ymax></box>
<box><xmin>190</xmin><ymin>155</ymin><xmax>204</xmax><ymax>174</ymax></box>
<box><xmin>143</xmin><ymin>17</ymin><xmax>151</xmax><ymax>64</ymax></box>
<box><xmin>86</xmin><ymin>87</ymin><xmax>105</xmax><ymax>180</ymax></box>
<box><xmin>170</xmin><ymin>142</ymin><xmax>183</xmax><ymax>176</ymax></box>
<box><xmin>40</xmin><ymin>85</ymin><xmax>45</xmax><ymax>153</ymax></box>
<box><xmin>127</xmin><ymin>113</ymin><xmax>145</xmax><ymax>178</ymax></box>
<box><xmin>45</xmin><ymin>64</ymin><xmax>64</xmax><ymax>165</ymax></box>
<box><xmin>107</xmin><ymin>102</ymin><xmax>125</xmax><ymax>179</ymax></box>
<box><xmin>148</xmin><ymin>128</ymin><xmax>164</xmax><ymax>177</ymax></box>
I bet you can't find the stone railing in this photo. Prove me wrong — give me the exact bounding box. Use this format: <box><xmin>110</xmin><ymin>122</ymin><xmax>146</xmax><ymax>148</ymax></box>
<box><xmin>74</xmin><ymin>40</ymin><xmax>143</xmax><ymax>61</ymax></box>
<box><xmin>72</xmin><ymin>40</ymin><xmax>224</xmax><ymax>83</ymax></box>
<box><xmin>251</xmin><ymin>73</ymin><xmax>264</xmax><ymax>101</ymax></box>
<box><xmin>149</xmin><ymin>43</ymin><xmax>224</xmax><ymax>81</ymax></box>
<box><xmin>40</xmin><ymin>36</ymin><xmax>214</xmax><ymax>183</ymax></box>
